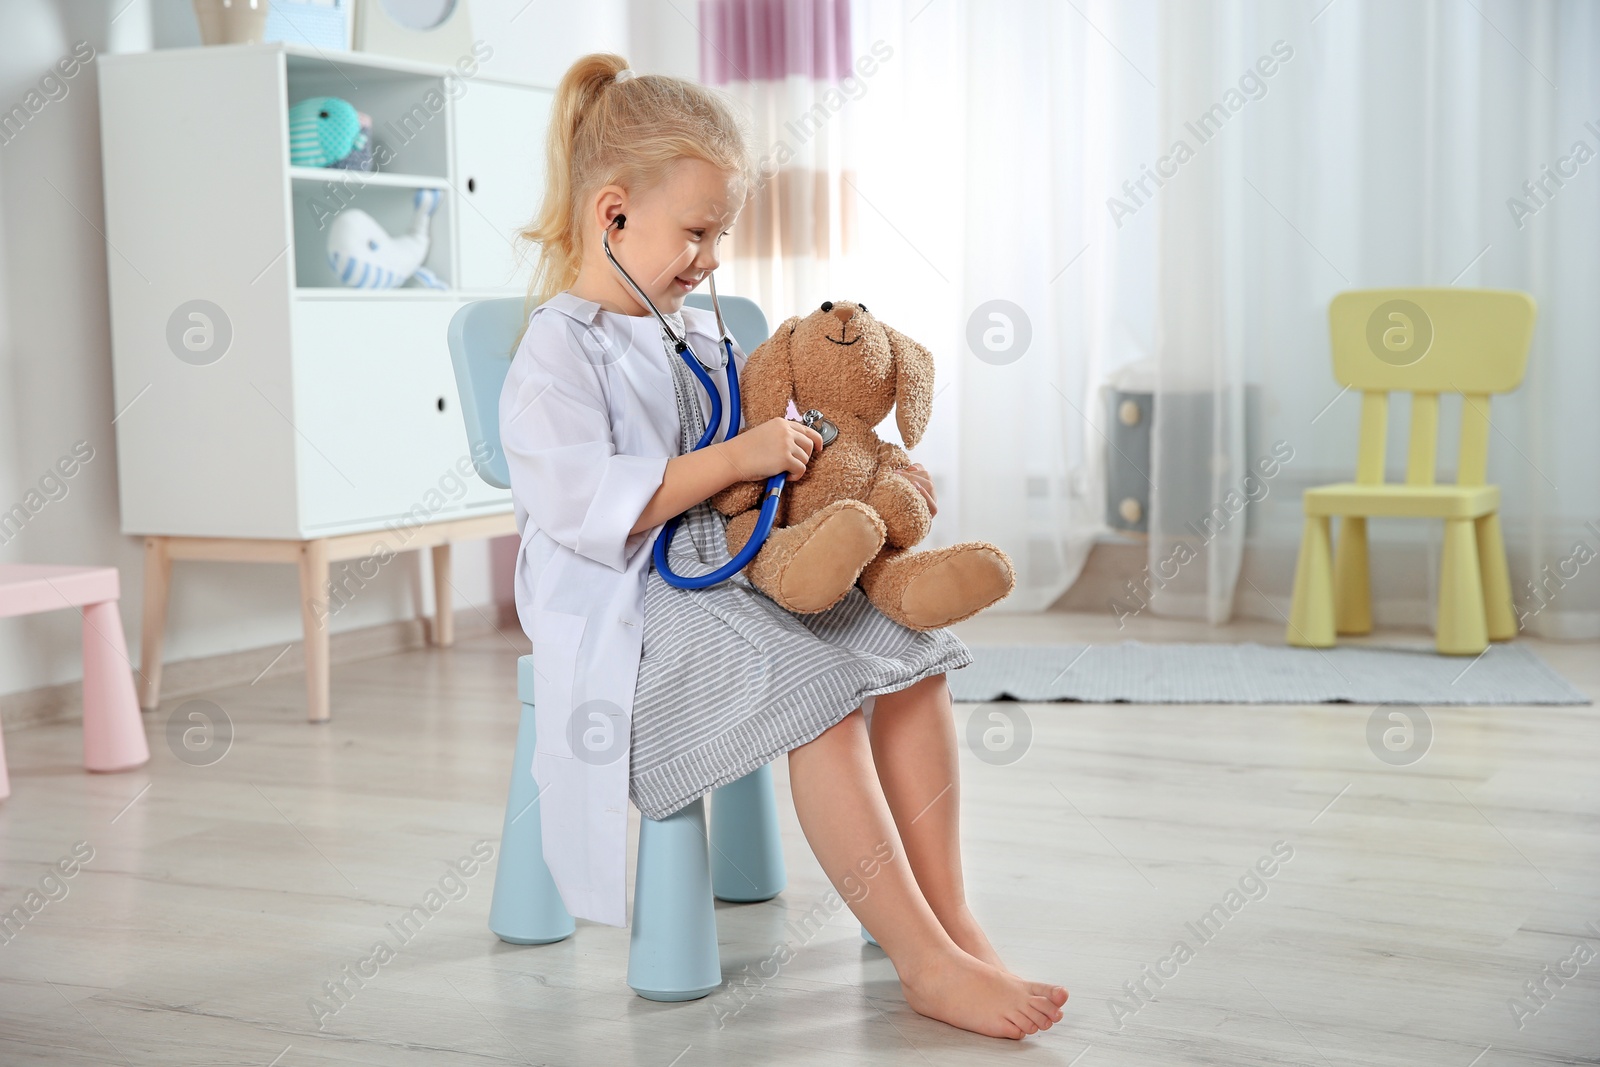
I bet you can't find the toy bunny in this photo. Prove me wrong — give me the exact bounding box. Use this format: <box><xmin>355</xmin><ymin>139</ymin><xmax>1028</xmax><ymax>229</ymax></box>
<box><xmin>710</xmin><ymin>300</ymin><xmax>1015</xmax><ymax>631</ymax></box>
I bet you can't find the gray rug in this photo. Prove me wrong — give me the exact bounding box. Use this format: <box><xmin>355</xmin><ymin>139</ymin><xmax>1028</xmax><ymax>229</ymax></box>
<box><xmin>948</xmin><ymin>643</ymin><xmax>1590</xmax><ymax>706</ymax></box>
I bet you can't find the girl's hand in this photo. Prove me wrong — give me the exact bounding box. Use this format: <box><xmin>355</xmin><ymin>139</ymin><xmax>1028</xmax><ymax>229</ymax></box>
<box><xmin>896</xmin><ymin>463</ymin><xmax>937</xmax><ymax>516</ymax></box>
<box><xmin>722</xmin><ymin>417</ymin><xmax>824</xmax><ymax>482</ymax></box>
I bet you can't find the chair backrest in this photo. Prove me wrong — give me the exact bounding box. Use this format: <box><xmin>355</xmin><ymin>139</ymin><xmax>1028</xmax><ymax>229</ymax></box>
<box><xmin>447</xmin><ymin>297</ymin><xmax>525</xmax><ymax>489</ymax></box>
<box><xmin>446</xmin><ymin>293</ymin><xmax>772</xmax><ymax>491</ymax></box>
<box><xmin>1326</xmin><ymin>288</ymin><xmax>1537</xmax><ymax>487</ymax></box>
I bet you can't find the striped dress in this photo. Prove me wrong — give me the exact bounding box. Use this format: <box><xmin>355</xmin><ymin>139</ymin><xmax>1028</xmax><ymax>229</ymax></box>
<box><xmin>627</xmin><ymin>335</ymin><xmax>974</xmax><ymax>820</ymax></box>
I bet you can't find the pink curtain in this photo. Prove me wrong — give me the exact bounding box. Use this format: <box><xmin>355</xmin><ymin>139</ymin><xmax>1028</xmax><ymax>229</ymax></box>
<box><xmin>697</xmin><ymin>0</ymin><xmax>859</xmax><ymax>319</ymax></box>
<box><xmin>700</xmin><ymin>0</ymin><xmax>854</xmax><ymax>85</ymax></box>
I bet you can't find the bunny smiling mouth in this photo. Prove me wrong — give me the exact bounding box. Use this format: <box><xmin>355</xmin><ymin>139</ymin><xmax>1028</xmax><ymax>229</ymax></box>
<box><xmin>825</xmin><ymin>333</ymin><xmax>860</xmax><ymax>346</ymax></box>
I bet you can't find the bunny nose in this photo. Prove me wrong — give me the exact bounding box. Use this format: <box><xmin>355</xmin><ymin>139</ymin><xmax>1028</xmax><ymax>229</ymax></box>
<box><xmin>829</xmin><ymin>303</ymin><xmax>854</xmax><ymax>325</ymax></box>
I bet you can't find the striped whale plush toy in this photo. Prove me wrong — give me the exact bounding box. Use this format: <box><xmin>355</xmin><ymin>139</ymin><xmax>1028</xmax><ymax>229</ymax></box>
<box><xmin>288</xmin><ymin>96</ymin><xmax>373</xmax><ymax>170</ymax></box>
<box><xmin>325</xmin><ymin>189</ymin><xmax>446</xmax><ymax>290</ymax></box>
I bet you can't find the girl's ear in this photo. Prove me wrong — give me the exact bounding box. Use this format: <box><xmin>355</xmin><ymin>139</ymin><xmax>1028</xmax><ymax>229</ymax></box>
<box><xmin>884</xmin><ymin>324</ymin><xmax>934</xmax><ymax>449</ymax></box>
<box><xmin>739</xmin><ymin>316</ymin><xmax>801</xmax><ymax>430</ymax></box>
<box><xmin>593</xmin><ymin>184</ymin><xmax>627</xmax><ymax>233</ymax></box>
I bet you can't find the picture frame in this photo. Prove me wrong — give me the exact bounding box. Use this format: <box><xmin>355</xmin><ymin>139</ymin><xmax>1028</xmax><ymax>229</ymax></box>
<box><xmin>263</xmin><ymin>0</ymin><xmax>354</xmax><ymax>51</ymax></box>
<box><xmin>353</xmin><ymin>0</ymin><xmax>474</xmax><ymax>65</ymax></box>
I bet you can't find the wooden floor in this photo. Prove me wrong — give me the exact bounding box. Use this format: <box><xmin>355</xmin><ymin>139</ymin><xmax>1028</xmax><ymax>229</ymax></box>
<box><xmin>1</xmin><ymin>611</ymin><xmax>1596</xmax><ymax>1066</ymax></box>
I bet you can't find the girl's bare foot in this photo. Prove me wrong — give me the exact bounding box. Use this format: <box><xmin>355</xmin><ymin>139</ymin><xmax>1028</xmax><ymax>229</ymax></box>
<box><xmin>938</xmin><ymin>903</ymin><xmax>1007</xmax><ymax>970</ymax></box>
<box><xmin>899</xmin><ymin>949</ymin><xmax>1067</xmax><ymax>1039</ymax></box>
<box><xmin>936</xmin><ymin>905</ymin><xmax>1069</xmax><ymax>1011</ymax></box>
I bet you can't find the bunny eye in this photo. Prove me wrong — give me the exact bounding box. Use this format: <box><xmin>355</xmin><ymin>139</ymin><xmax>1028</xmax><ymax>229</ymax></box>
<box><xmin>820</xmin><ymin>301</ymin><xmax>833</xmax><ymax>312</ymax></box>
<box><xmin>859</xmin><ymin>303</ymin><xmax>868</xmax><ymax>313</ymax></box>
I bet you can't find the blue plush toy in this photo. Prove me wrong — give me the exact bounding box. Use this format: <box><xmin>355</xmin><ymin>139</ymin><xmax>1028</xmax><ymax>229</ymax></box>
<box><xmin>288</xmin><ymin>96</ymin><xmax>372</xmax><ymax>170</ymax></box>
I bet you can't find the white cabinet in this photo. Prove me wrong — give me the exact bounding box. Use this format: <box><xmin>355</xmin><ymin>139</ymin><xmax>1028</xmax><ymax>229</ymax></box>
<box><xmin>455</xmin><ymin>81</ymin><xmax>553</xmax><ymax>291</ymax></box>
<box><xmin>98</xmin><ymin>44</ymin><xmax>548</xmax><ymax>541</ymax></box>
<box><xmin>293</xmin><ymin>297</ymin><xmax>487</xmax><ymax>532</ymax></box>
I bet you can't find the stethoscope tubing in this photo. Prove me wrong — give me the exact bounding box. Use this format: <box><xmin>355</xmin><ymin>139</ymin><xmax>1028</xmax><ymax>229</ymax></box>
<box><xmin>601</xmin><ymin>216</ymin><xmax>789</xmax><ymax>590</ymax></box>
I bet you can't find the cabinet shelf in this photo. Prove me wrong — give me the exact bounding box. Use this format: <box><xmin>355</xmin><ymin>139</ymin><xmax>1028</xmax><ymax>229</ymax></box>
<box><xmin>294</xmin><ymin>287</ymin><xmax>457</xmax><ymax>299</ymax></box>
<box><xmin>289</xmin><ymin>166</ymin><xmax>451</xmax><ymax>190</ymax></box>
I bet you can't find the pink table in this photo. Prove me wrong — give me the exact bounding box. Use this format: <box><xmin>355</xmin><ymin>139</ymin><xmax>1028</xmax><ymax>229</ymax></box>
<box><xmin>0</xmin><ymin>564</ymin><xmax>150</xmax><ymax>799</ymax></box>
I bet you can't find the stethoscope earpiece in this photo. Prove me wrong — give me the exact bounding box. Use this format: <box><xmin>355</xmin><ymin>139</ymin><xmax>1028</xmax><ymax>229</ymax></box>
<box><xmin>600</xmin><ymin>214</ymin><xmax>724</xmax><ymax>367</ymax></box>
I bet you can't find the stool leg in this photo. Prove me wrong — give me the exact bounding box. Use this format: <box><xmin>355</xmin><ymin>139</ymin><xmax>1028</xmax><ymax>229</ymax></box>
<box><xmin>1438</xmin><ymin>518</ymin><xmax>1489</xmax><ymax>655</ymax></box>
<box><xmin>1333</xmin><ymin>516</ymin><xmax>1373</xmax><ymax>635</ymax></box>
<box><xmin>81</xmin><ymin>600</ymin><xmax>151</xmax><ymax>774</ymax></box>
<box><xmin>488</xmin><ymin>702</ymin><xmax>575</xmax><ymax>945</ymax></box>
<box><xmin>710</xmin><ymin>765</ymin><xmax>786</xmax><ymax>902</ymax></box>
<box><xmin>1288</xmin><ymin>515</ymin><xmax>1336</xmax><ymax>647</ymax></box>
<box><xmin>628</xmin><ymin>798</ymin><xmax>721</xmax><ymax>1001</ymax></box>
<box><xmin>1476</xmin><ymin>512</ymin><xmax>1516</xmax><ymax>641</ymax></box>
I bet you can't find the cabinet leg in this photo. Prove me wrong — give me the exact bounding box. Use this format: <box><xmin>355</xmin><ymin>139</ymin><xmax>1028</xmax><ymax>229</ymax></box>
<box><xmin>139</xmin><ymin>537</ymin><xmax>172</xmax><ymax>710</ymax></box>
<box><xmin>432</xmin><ymin>542</ymin><xmax>453</xmax><ymax>647</ymax></box>
<box><xmin>299</xmin><ymin>539</ymin><xmax>331</xmax><ymax>723</ymax></box>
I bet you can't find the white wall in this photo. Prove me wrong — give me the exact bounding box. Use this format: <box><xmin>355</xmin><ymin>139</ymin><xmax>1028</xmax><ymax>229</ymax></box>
<box><xmin>627</xmin><ymin>0</ymin><xmax>701</xmax><ymax>79</ymax></box>
<box><xmin>0</xmin><ymin>0</ymin><xmax>632</xmax><ymax>703</ymax></box>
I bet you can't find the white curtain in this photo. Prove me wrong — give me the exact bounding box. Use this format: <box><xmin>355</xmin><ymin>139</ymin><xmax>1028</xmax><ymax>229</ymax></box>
<box><xmin>1144</xmin><ymin>0</ymin><xmax>1600</xmax><ymax>637</ymax></box>
<box><xmin>707</xmin><ymin>0</ymin><xmax>1600</xmax><ymax>634</ymax></box>
<box><xmin>699</xmin><ymin>0</ymin><xmax>857</xmax><ymax>320</ymax></box>
<box><xmin>839</xmin><ymin>0</ymin><xmax>1157</xmax><ymax>611</ymax></box>
<box><xmin>1145</xmin><ymin>3</ymin><xmax>1253</xmax><ymax>624</ymax></box>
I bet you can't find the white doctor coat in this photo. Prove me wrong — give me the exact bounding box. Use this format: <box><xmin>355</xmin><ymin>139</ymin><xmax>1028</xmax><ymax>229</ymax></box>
<box><xmin>500</xmin><ymin>289</ymin><xmax>747</xmax><ymax>927</ymax></box>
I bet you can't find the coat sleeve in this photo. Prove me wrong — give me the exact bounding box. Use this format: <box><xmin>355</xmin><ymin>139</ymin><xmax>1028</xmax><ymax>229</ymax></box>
<box><xmin>500</xmin><ymin>320</ymin><xmax>669</xmax><ymax>573</ymax></box>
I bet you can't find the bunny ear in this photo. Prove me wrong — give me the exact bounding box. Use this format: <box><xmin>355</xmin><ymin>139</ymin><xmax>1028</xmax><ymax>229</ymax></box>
<box><xmin>738</xmin><ymin>315</ymin><xmax>801</xmax><ymax>430</ymax></box>
<box><xmin>885</xmin><ymin>323</ymin><xmax>934</xmax><ymax>449</ymax></box>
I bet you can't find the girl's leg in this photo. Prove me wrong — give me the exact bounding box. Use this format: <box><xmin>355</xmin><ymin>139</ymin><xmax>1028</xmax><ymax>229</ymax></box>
<box><xmin>786</xmin><ymin>709</ymin><xmax>1064</xmax><ymax>1039</ymax></box>
<box><xmin>865</xmin><ymin>673</ymin><xmax>1006</xmax><ymax>970</ymax></box>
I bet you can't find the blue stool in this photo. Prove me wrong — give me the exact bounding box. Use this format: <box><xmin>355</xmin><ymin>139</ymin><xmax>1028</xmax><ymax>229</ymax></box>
<box><xmin>451</xmin><ymin>295</ymin><xmax>789</xmax><ymax>1001</ymax></box>
<box><xmin>488</xmin><ymin>657</ymin><xmax>787</xmax><ymax>999</ymax></box>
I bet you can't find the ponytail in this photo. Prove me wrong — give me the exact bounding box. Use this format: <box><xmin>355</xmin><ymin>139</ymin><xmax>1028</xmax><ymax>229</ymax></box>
<box><xmin>524</xmin><ymin>53</ymin><xmax>630</xmax><ymax>310</ymax></box>
<box><xmin>520</xmin><ymin>52</ymin><xmax>753</xmax><ymax>314</ymax></box>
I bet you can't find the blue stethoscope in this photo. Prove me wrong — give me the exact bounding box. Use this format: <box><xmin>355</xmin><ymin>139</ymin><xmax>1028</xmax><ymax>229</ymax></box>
<box><xmin>602</xmin><ymin>214</ymin><xmax>829</xmax><ymax>590</ymax></box>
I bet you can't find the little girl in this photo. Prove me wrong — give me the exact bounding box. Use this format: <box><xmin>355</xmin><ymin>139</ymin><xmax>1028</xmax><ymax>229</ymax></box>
<box><xmin>501</xmin><ymin>52</ymin><xmax>1067</xmax><ymax>1040</ymax></box>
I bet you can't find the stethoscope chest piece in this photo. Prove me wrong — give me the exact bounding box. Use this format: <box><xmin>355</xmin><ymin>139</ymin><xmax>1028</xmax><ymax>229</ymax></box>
<box><xmin>801</xmin><ymin>409</ymin><xmax>839</xmax><ymax>447</ymax></box>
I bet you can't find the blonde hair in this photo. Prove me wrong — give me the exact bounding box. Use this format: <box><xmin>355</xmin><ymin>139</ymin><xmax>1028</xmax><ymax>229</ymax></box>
<box><xmin>522</xmin><ymin>53</ymin><xmax>755</xmax><ymax>310</ymax></box>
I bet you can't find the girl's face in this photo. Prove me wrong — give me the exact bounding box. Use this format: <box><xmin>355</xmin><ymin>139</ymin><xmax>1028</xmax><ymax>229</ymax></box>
<box><xmin>598</xmin><ymin>158</ymin><xmax>742</xmax><ymax>316</ymax></box>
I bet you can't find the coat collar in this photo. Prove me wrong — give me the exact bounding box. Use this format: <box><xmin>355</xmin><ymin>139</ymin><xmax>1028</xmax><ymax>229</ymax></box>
<box><xmin>538</xmin><ymin>289</ymin><xmax>686</xmax><ymax>337</ymax></box>
<box><xmin>535</xmin><ymin>289</ymin><xmax>602</xmax><ymax>326</ymax></box>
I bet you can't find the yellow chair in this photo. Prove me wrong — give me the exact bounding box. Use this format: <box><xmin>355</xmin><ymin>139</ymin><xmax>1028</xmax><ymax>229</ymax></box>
<box><xmin>1287</xmin><ymin>288</ymin><xmax>1537</xmax><ymax>656</ymax></box>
